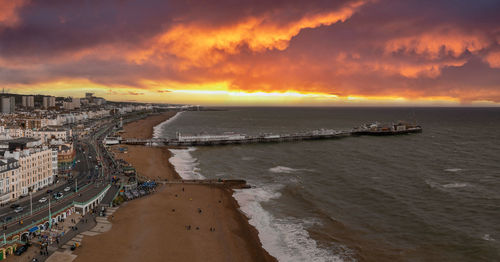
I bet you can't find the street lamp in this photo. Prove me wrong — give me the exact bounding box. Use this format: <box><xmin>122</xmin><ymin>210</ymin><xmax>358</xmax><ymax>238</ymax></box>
<box><xmin>30</xmin><ymin>191</ymin><xmax>32</xmax><ymax>216</ymax></box>
<box><xmin>48</xmin><ymin>198</ymin><xmax>52</xmax><ymax>229</ymax></box>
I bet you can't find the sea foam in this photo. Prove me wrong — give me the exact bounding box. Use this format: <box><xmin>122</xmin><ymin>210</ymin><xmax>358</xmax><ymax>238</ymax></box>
<box><xmin>442</xmin><ymin>182</ymin><xmax>468</xmax><ymax>188</ymax></box>
<box><xmin>153</xmin><ymin>111</ymin><xmax>184</xmax><ymax>139</ymax></box>
<box><xmin>444</xmin><ymin>168</ymin><xmax>463</xmax><ymax>172</ymax></box>
<box><xmin>233</xmin><ymin>185</ymin><xmax>344</xmax><ymax>262</ymax></box>
<box><xmin>168</xmin><ymin>147</ymin><xmax>205</xmax><ymax>180</ymax></box>
<box><xmin>269</xmin><ymin>166</ymin><xmax>301</xmax><ymax>174</ymax></box>
<box><xmin>152</xmin><ymin>112</ymin><xmax>205</xmax><ymax>180</ymax></box>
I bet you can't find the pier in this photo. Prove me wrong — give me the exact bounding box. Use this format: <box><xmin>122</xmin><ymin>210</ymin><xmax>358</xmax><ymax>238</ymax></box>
<box><xmin>119</xmin><ymin>129</ymin><xmax>353</xmax><ymax>146</ymax></box>
<box><xmin>117</xmin><ymin>122</ymin><xmax>422</xmax><ymax>146</ymax></box>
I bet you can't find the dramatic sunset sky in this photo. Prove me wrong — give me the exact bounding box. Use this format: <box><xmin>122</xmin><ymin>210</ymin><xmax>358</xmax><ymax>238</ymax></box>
<box><xmin>1</xmin><ymin>0</ymin><xmax>500</xmax><ymax>106</ymax></box>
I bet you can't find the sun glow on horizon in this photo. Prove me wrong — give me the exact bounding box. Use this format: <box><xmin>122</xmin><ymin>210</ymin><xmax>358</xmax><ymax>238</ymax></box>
<box><xmin>3</xmin><ymin>78</ymin><xmax>490</xmax><ymax>107</ymax></box>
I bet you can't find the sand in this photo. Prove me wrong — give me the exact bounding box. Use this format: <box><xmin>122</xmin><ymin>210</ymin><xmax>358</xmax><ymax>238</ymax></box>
<box><xmin>110</xmin><ymin>145</ymin><xmax>180</xmax><ymax>181</ymax></box>
<box><xmin>74</xmin><ymin>112</ymin><xmax>276</xmax><ymax>262</ymax></box>
<box><xmin>120</xmin><ymin>111</ymin><xmax>177</xmax><ymax>139</ymax></box>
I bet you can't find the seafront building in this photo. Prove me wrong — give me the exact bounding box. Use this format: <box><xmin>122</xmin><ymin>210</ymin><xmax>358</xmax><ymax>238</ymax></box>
<box><xmin>0</xmin><ymin>158</ymin><xmax>20</xmax><ymax>204</ymax></box>
<box><xmin>1</xmin><ymin>139</ymin><xmax>54</xmax><ymax>197</ymax></box>
<box><xmin>0</xmin><ymin>91</ymin><xmax>160</xmax><ymax>204</ymax></box>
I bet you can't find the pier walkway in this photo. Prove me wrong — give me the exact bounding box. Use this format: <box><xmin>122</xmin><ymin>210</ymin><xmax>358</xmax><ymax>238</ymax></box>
<box><xmin>120</xmin><ymin>129</ymin><xmax>352</xmax><ymax>146</ymax></box>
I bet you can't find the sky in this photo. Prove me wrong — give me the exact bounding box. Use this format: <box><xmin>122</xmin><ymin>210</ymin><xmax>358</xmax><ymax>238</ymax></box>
<box><xmin>1</xmin><ymin>0</ymin><xmax>500</xmax><ymax>106</ymax></box>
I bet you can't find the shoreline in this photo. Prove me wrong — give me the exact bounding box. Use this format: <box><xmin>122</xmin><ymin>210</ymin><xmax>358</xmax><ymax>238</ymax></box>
<box><xmin>74</xmin><ymin>111</ymin><xmax>276</xmax><ymax>262</ymax></box>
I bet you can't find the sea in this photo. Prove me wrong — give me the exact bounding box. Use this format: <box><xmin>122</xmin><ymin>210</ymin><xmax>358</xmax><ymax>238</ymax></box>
<box><xmin>154</xmin><ymin>107</ymin><xmax>500</xmax><ymax>262</ymax></box>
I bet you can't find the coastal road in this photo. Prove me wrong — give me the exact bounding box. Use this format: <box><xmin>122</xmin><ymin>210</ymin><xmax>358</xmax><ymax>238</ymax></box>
<box><xmin>0</xmin><ymin>141</ymin><xmax>96</xmax><ymax>223</ymax></box>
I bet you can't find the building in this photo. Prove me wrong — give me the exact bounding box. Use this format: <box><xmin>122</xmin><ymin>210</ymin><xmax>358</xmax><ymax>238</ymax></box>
<box><xmin>0</xmin><ymin>97</ymin><xmax>15</xmax><ymax>114</ymax></box>
<box><xmin>72</xmin><ymin>98</ymin><xmax>81</xmax><ymax>109</ymax></box>
<box><xmin>21</xmin><ymin>96</ymin><xmax>35</xmax><ymax>108</ymax></box>
<box><xmin>0</xmin><ymin>158</ymin><xmax>20</xmax><ymax>204</ymax></box>
<box><xmin>2</xmin><ymin>140</ymin><xmax>54</xmax><ymax>196</ymax></box>
<box><xmin>94</xmin><ymin>98</ymin><xmax>106</xmax><ymax>105</ymax></box>
<box><xmin>43</xmin><ymin>96</ymin><xmax>56</xmax><ymax>109</ymax></box>
<box><xmin>63</xmin><ymin>101</ymin><xmax>74</xmax><ymax>110</ymax></box>
<box><xmin>54</xmin><ymin>143</ymin><xmax>75</xmax><ymax>175</ymax></box>
<box><xmin>51</xmin><ymin>149</ymin><xmax>58</xmax><ymax>179</ymax></box>
<box><xmin>30</xmin><ymin>128</ymin><xmax>72</xmax><ymax>143</ymax></box>
<box><xmin>49</xmin><ymin>96</ymin><xmax>56</xmax><ymax>107</ymax></box>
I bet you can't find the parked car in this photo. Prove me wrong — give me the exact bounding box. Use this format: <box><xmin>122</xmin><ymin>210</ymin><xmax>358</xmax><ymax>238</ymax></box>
<box><xmin>39</xmin><ymin>197</ymin><xmax>47</xmax><ymax>203</ymax></box>
<box><xmin>14</xmin><ymin>206</ymin><xmax>24</xmax><ymax>213</ymax></box>
<box><xmin>14</xmin><ymin>245</ymin><xmax>27</xmax><ymax>256</ymax></box>
<box><xmin>131</xmin><ymin>190</ymin><xmax>139</xmax><ymax>198</ymax></box>
<box><xmin>46</xmin><ymin>189</ymin><xmax>53</xmax><ymax>194</ymax></box>
<box><xmin>64</xmin><ymin>187</ymin><xmax>71</xmax><ymax>192</ymax></box>
<box><xmin>10</xmin><ymin>204</ymin><xmax>20</xmax><ymax>209</ymax></box>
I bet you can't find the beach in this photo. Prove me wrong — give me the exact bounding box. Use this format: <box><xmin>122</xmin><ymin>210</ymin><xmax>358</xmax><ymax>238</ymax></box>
<box><xmin>74</xmin><ymin>112</ymin><xmax>275</xmax><ymax>262</ymax></box>
<box><xmin>120</xmin><ymin>111</ymin><xmax>178</xmax><ymax>139</ymax></box>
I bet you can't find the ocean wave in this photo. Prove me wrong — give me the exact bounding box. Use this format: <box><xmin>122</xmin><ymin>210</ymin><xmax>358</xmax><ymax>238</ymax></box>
<box><xmin>153</xmin><ymin>111</ymin><xmax>184</xmax><ymax>139</ymax></box>
<box><xmin>426</xmin><ymin>180</ymin><xmax>468</xmax><ymax>190</ymax></box>
<box><xmin>444</xmin><ymin>168</ymin><xmax>463</xmax><ymax>172</ymax></box>
<box><xmin>168</xmin><ymin>147</ymin><xmax>206</xmax><ymax>180</ymax></box>
<box><xmin>269</xmin><ymin>166</ymin><xmax>301</xmax><ymax>174</ymax></box>
<box><xmin>233</xmin><ymin>186</ymin><xmax>344</xmax><ymax>262</ymax></box>
<box><xmin>482</xmin><ymin>234</ymin><xmax>495</xmax><ymax>241</ymax></box>
<box><xmin>442</xmin><ymin>183</ymin><xmax>468</xmax><ymax>188</ymax></box>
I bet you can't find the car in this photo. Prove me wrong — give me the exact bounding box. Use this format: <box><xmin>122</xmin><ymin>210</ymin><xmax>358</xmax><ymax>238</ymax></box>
<box><xmin>46</xmin><ymin>189</ymin><xmax>53</xmax><ymax>194</ymax></box>
<box><xmin>54</xmin><ymin>192</ymin><xmax>63</xmax><ymax>200</ymax></box>
<box><xmin>64</xmin><ymin>187</ymin><xmax>71</xmax><ymax>192</ymax></box>
<box><xmin>14</xmin><ymin>245</ymin><xmax>27</xmax><ymax>256</ymax></box>
<box><xmin>39</xmin><ymin>197</ymin><xmax>47</xmax><ymax>203</ymax></box>
<box><xmin>10</xmin><ymin>204</ymin><xmax>20</xmax><ymax>209</ymax></box>
<box><xmin>14</xmin><ymin>207</ymin><xmax>24</xmax><ymax>213</ymax></box>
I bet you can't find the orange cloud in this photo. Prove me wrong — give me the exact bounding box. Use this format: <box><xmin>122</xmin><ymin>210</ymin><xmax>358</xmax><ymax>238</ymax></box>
<box><xmin>0</xmin><ymin>0</ymin><xmax>28</xmax><ymax>27</ymax></box>
<box><xmin>385</xmin><ymin>27</ymin><xmax>491</xmax><ymax>59</ymax></box>
<box><xmin>484</xmin><ymin>51</ymin><xmax>500</xmax><ymax>68</ymax></box>
<box><xmin>130</xmin><ymin>0</ymin><xmax>368</xmax><ymax>68</ymax></box>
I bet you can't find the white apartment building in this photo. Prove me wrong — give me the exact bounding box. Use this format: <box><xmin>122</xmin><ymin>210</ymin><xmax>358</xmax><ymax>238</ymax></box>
<box><xmin>0</xmin><ymin>159</ymin><xmax>20</xmax><ymax>204</ymax></box>
<box><xmin>4</xmin><ymin>146</ymin><xmax>54</xmax><ymax>196</ymax></box>
<box><xmin>4</xmin><ymin>128</ymin><xmax>71</xmax><ymax>143</ymax></box>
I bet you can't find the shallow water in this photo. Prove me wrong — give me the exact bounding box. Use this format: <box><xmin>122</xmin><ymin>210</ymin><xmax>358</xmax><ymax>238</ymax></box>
<box><xmin>157</xmin><ymin>107</ymin><xmax>500</xmax><ymax>262</ymax></box>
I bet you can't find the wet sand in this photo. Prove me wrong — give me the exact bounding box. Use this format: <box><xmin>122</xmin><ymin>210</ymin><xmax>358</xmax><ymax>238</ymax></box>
<box><xmin>75</xmin><ymin>112</ymin><xmax>276</xmax><ymax>262</ymax></box>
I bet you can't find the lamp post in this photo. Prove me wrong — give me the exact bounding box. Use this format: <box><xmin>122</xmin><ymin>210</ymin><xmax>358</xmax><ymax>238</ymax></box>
<box><xmin>48</xmin><ymin>198</ymin><xmax>52</xmax><ymax>229</ymax></box>
<box><xmin>30</xmin><ymin>191</ymin><xmax>33</xmax><ymax>216</ymax></box>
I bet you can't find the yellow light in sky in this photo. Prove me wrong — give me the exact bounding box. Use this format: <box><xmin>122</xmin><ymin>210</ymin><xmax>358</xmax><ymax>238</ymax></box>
<box><xmin>4</xmin><ymin>78</ymin><xmax>493</xmax><ymax>107</ymax></box>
